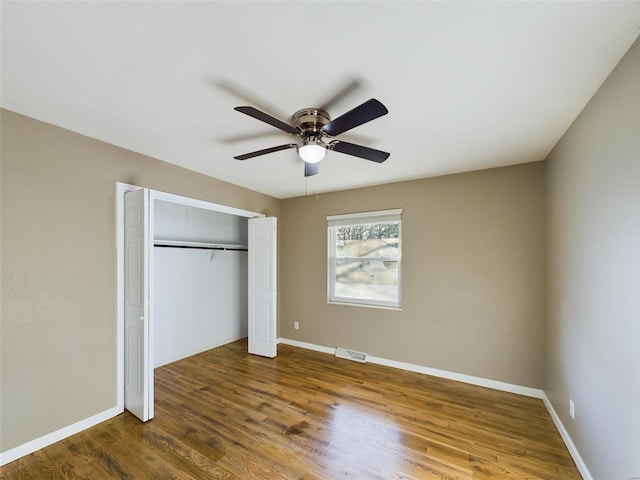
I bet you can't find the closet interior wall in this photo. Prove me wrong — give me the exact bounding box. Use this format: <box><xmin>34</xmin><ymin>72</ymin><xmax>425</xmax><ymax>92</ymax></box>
<box><xmin>153</xmin><ymin>200</ymin><xmax>249</xmax><ymax>368</ymax></box>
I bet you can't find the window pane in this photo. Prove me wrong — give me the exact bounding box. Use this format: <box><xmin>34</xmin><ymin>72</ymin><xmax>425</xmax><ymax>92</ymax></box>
<box><xmin>335</xmin><ymin>222</ymin><xmax>400</xmax><ymax>258</ymax></box>
<box><xmin>334</xmin><ymin>260</ymin><xmax>398</xmax><ymax>302</ymax></box>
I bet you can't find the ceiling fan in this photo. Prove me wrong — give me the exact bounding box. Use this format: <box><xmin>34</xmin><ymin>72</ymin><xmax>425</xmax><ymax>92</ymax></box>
<box><xmin>233</xmin><ymin>98</ymin><xmax>390</xmax><ymax>177</ymax></box>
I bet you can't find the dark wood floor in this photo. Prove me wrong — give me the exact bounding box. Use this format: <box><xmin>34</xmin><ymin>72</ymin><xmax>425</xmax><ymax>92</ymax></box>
<box><xmin>1</xmin><ymin>339</ymin><xmax>581</xmax><ymax>479</ymax></box>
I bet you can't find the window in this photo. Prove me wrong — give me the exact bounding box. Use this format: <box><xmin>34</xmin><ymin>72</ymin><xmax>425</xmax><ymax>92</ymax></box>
<box><xmin>327</xmin><ymin>209</ymin><xmax>402</xmax><ymax>309</ymax></box>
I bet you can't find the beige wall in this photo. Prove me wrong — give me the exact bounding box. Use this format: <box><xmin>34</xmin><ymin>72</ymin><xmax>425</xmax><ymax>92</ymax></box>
<box><xmin>545</xmin><ymin>37</ymin><xmax>640</xmax><ymax>479</ymax></box>
<box><xmin>281</xmin><ymin>162</ymin><xmax>545</xmax><ymax>388</ymax></box>
<box><xmin>0</xmin><ymin>110</ymin><xmax>280</xmax><ymax>452</ymax></box>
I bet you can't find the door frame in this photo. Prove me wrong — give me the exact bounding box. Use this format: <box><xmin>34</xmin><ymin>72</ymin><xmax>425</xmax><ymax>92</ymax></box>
<box><xmin>115</xmin><ymin>182</ymin><xmax>265</xmax><ymax>414</ymax></box>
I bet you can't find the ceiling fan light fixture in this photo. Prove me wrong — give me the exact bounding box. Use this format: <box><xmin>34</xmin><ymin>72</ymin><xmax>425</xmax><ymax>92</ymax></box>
<box><xmin>298</xmin><ymin>138</ymin><xmax>326</xmax><ymax>163</ymax></box>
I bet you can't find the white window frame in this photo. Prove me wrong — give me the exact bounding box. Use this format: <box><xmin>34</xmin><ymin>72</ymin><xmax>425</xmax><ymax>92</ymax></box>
<box><xmin>327</xmin><ymin>209</ymin><xmax>402</xmax><ymax>309</ymax></box>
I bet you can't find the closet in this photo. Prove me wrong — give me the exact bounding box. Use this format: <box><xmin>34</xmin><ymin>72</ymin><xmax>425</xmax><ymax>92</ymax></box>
<box><xmin>120</xmin><ymin>184</ymin><xmax>277</xmax><ymax>422</ymax></box>
<box><xmin>153</xmin><ymin>199</ymin><xmax>249</xmax><ymax>368</ymax></box>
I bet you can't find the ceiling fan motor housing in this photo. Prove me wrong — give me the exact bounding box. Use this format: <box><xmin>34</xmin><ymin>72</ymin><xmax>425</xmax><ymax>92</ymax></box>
<box><xmin>292</xmin><ymin>108</ymin><xmax>331</xmax><ymax>137</ymax></box>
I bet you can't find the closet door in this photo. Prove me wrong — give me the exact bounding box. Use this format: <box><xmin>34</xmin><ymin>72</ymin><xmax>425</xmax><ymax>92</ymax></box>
<box><xmin>124</xmin><ymin>188</ymin><xmax>153</xmax><ymax>421</ymax></box>
<box><xmin>248</xmin><ymin>217</ymin><xmax>277</xmax><ymax>357</ymax></box>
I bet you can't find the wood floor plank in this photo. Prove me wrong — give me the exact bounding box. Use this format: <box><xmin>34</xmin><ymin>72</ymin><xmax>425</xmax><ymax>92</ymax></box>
<box><xmin>1</xmin><ymin>339</ymin><xmax>581</xmax><ymax>479</ymax></box>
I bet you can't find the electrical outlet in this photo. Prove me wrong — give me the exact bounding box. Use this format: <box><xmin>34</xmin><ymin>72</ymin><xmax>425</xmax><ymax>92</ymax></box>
<box><xmin>569</xmin><ymin>399</ymin><xmax>575</xmax><ymax>419</ymax></box>
<box><xmin>294</xmin><ymin>321</ymin><xmax>299</xmax><ymax>330</ymax></box>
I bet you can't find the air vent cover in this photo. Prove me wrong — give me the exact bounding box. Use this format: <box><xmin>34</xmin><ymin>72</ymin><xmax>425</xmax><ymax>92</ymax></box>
<box><xmin>335</xmin><ymin>347</ymin><xmax>367</xmax><ymax>363</ymax></box>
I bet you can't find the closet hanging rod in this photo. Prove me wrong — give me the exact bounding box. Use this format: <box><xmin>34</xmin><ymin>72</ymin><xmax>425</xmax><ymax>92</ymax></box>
<box><xmin>154</xmin><ymin>244</ymin><xmax>248</xmax><ymax>252</ymax></box>
<box><xmin>154</xmin><ymin>240</ymin><xmax>248</xmax><ymax>252</ymax></box>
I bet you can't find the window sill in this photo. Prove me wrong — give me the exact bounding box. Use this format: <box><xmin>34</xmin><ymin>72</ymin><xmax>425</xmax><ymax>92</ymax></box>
<box><xmin>327</xmin><ymin>300</ymin><xmax>403</xmax><ymax>312</ymax></box>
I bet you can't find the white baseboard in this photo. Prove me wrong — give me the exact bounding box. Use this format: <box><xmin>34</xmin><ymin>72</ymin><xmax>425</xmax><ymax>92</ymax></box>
<box><xmin>278</xmin><ymin>337</ymin><xmax>544</xmax><ymax>398</ymax></box>
<box><xmin>367</xmin><ymin>354</ymin><xmax>544</xmax><ymax>398</ymax></box>
<box><xmin>541</xmin><ymin>393</ymin><xmax>592</xmax><ymax>480</ymax></box>
<box><xmin>0</xmin><ymin>405</ymin><xmax>122</xmax><ymax>467</ymax></box>
<box><xmin>278</xmin><ymin>338</ymin><xmax>336</xmax><ymax>355</ymax></box>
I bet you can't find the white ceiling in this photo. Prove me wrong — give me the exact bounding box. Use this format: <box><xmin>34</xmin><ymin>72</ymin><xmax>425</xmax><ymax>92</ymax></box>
<box><xmin>2</xmin><ymin>1</ymin><xmax>639</xmax><ymax>199</ymax></box>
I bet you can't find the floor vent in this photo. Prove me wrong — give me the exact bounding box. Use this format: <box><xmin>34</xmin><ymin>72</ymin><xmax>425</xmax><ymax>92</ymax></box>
<box><xmin>335</xmin><ymin>347</ymin><xmax>367</xmax><ymax>363</ymax></box>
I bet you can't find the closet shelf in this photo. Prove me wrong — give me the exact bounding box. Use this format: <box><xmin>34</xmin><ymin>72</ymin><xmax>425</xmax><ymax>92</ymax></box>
<box><xmin>154</xmin><ymin>240</ymin><xmax>248</xmax><ymax>251</ymax></box>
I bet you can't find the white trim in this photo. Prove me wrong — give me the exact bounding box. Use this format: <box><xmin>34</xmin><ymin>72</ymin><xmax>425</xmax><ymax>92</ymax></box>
<box><xmin>147</xmin><ymin>189</ymin><xmax>155</xmax><ymax>419</ymax></box>
<box><xmin>541</xmin><ymin>393</ymin><xmax>592</xmax><ymax>480</ymax></box>
<box><xmin>326</xmin><ymin>208</ymin><xmax>402</xmax><ymax>225</ymax></box>
<box><xmin>326</xmin><ymin>300</ymin><xmax>403</xmax><ymax>311</ymax></box>
<box><xmin>277</xmin><ymin>338</ymin><xmax>544</xmax><ymax>398</ymax></box>
<box><xmin>327</xmin><ymin>210</ymin><xmax>402</xmax><ymax>309</ymax></box>
<box><xmin>278</xmin><ymin>338</ymin><xmax>336</xmax><ymax>355</ymax></box>
<box><xmin>0</xmin><ymin>406</ymin><xmax>120</xmax><ymax>467</ymax></box>
<box><xmin>115</xmin><ymin>182</ymin><xmax>141</xmax><ymax>412</ymax></box>
<box><xmin>367</xmin><ymin>355</ymin><xmax>543</xmax><ymax>398</ymax></box>
<box><xmin>116</xmin><ymin>183</ymin><xmax>265</xmax><ymax>423</ymax></box>
<box><xmin>152</xmin><ymin>190</ymin><xmax>265</xmax><ymax>219</ymax></box>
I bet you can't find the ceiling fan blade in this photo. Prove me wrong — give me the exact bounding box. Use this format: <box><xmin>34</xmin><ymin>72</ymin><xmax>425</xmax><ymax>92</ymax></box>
<box><xmin>322</xmin><ymin>98</ymin><xmax>388</xmax><ymax>137</ymax></box>
<box><xmin>234</xmin><ymin>106</ymin><xmax>300</xmax><ymax>135</ymax></box>
<box><xmin>219</xmin><ymin>130</ymin><xmax>284</xmax><ymax>144</ymax></box>
<box><xmin>318</xmin><ymin>78</ymin><xmax>362</xmax><ymax>111</ymax></box>
<box><xmin>330</xmin><ymin>140</ymin><xmax>390</xmax><ymax>163</ymax></box>
<box><xmin>304</xmin><ymin>162</ymin><xmax>319</xmax><ymax>177</ymax></box>
<box><xmin>216</xmin><ymin>79</ymin><xmax>288</xmax><ymax>119</ymax></box>
<box><xmin>234</xmin><ymin>144</ymin><xmax>297</xmax><ymax>160</ymax></box>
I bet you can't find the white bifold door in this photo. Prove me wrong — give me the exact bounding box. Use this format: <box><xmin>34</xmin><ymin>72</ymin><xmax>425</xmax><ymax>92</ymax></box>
<box><xmin>124</xmin><ymin>188</ymin><xmax>153</xmax><ymax>421</ymax></box>
<box><xmin>123</xmin><ymin>188</ymin><xmax>277</xmax><ymax>422</ymax></box>
<box><xmin>248</xmin><ymin>217</ymin><xmax>278</xmax><ymax>358</ymax></box>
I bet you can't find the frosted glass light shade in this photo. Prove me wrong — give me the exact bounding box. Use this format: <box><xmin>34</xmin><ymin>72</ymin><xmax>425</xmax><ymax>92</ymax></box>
<box><xmin>298</xmin><ymin>144</ymin><xmax>326</xmax><ymax>163</ymax></box>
